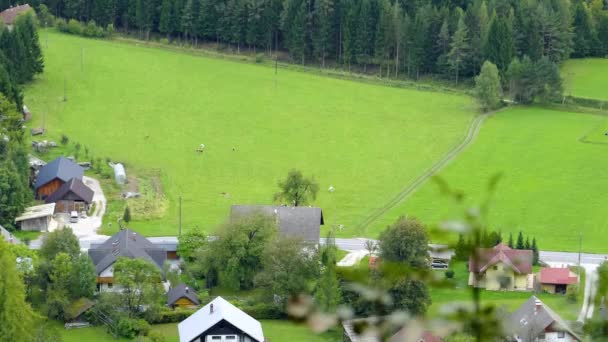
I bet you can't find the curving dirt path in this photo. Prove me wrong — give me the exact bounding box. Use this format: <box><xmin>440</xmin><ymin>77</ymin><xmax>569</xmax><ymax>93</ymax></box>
<box><xmin>357</xmin><ymin>113</ymin><xmax>488</xmax><ymax>232</ymax></box>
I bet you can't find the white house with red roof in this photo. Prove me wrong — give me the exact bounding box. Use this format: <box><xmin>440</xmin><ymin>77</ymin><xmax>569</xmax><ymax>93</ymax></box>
<box><xmin>539</xmin><ymin>267</ymin><xmax>578</xmax><ymax>294</ymax></box>
<box><xmin>468</xmin><ymin>243</ymin><xmax>534</xmax><ymax>291</ymax></box>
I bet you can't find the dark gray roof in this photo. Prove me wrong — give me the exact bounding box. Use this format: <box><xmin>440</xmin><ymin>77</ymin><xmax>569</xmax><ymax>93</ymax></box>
<box><xmin>46</xmin><ymin>178</ymin><xmax>94</xmax><ymax>204</ymax></box>
<box><xmin>35</xmin><ymin>156</ymin><xmax>84</xmax><ymax>190</ymax></box>
<box><xmin>167</xmin><ymin>283</ymin><xmax>200</xmax><ymax>306</ymax></box>
<box><xmin>88</xmin><ymin>228</ymin><xmax>166</xmax><ymax>274</ymax></box>
<box><xmin>230</xmin><ymin>205</ymin><xmax>323</xmax><ymax>243</ymax></box>
<box><xmin>508</xmin><ymin>296</ymin><xmax>581</xmax><ymax>341</ymax></box>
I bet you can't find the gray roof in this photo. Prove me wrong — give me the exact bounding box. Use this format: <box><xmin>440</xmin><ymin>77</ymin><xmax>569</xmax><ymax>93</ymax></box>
<box><xmin>46</xmin><ymin>178</ymin><xmax>94</xmax><ymax>204</ymax></box>
<box><xmin>88</xmin><ymin>228</ymin><xmax>166</xmax><ymax>274</ymax></box>
<box><xmin>167</xmin><ymin>283</ymin><xmax>200</xmax><ymax>306</ymax></box>
<box><xmin>35</xmin><ymin>156</ymin><xmax>84</xmax><ymax>190</ymax></box>
<box><xmin>230</xmin><ymin>205</ymin><xmax>323</xmax><ymax>243</ymax></box>
<box><xmin>508</xmin><ymin>296</ymin><xmax>581</xmax><ymax>341</ymax></box>
<box><xmin>0</xmin><ymin>224</ymin><xmax>20</xmax><ymax>244</ymax></box>
<box><xmin>14</xmin><ymin>203</ymin><xmax>55</xmax><ymax>222</ymax></box>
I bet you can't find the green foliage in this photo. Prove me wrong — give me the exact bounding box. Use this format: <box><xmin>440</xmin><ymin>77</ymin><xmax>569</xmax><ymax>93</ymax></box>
<box><xmin>506</xmin><ymin>56</ymin><xmax>563</xmax><ymax>104</ymax></box>
<box><xmin>40</xmin><ymin>228</ymin><xmax>80</xmax><ymax>261</ymax></box>
<box><xmin>566</xmin><ymin>283</ymin><xmax>579</xmax><ymax>303</ymax></box>
<box><xmin>474</xmin><ymin>61</ymin><xmax>502</xmax><ymax>112</ymax></box>
<box><xmin>176</xmin><ymin>227</ymin><xmax>206</xmax><ymax>262</ymax></box>
<box><xmin>0</xmin><ymin>238</ymin><xmax>37</xmax><ymax>340</ymax></box>
<box><xmin>37</xmin><ymin>4</ymin><xmax>56</xmax><ymax>27</ymax></box>
<box><xmin>388</xmin><ymin>278</ymin><xmax>431</xmax><ymax>316</ymax></box>
<box><xmin>113</xmin><ymin>257</ymin><xmax>165</xmax><ymax>318</ymax></box>
<box><xmin>485</xmin><ymin>17</ymin><xmax>513</xmax><ymax>71</ymax></box>
<box><xmin>116</xmin><ymin>318</ymin><xmax>151</xmax><ymax>339</ymax></box>
<box><xmin>448</xmin><ymin>11</ymin><xmax>470</xmax><ymax>84</ymax></box>
<box><xmin>445</xmin><ymin>269</ymin><xmax>455</xmax><ymax>279</ymax></box>
<box><xmin>274</xmin><ymin>169</ymin><xmax>319</xmax><ymax>206</ymax></box>
<box><xmin>58</xmin><ymin>18</ymin><xmax>109</xmax><ymax>38</ymax></box>
<box><xmin>378</xmin><ymin>216</ymin><xmax>429</xmax><ymax>268</ymax></box>
<box><xmin>61</xmin><ymin>134</ymin><xmax>69</xmax><ymax>145</ymax></box>
<box><xmin>516</xmin><ymin>231</ymin><xmax>524</xmax><ymax>249</ymax></box>
<box><xmin>123</xmin><ymin>205</ymin><xmax>132</xmax><ymax>223</ymax></box>
<box><xmin>314</xmin><ymin>232</ymin><xmax>341</xmax><ymax>313</ymax></box>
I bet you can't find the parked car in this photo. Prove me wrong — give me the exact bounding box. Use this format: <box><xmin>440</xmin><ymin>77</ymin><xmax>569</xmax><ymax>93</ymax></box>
<box><xmin>431</xmin><ymin>260</ymin><xmax>449</xmax><ymax>269</ymax></box>
<box><xmin>70</xmin><ymin>211</ymin><xmax>79</xmax><ymax>223</ymax></box>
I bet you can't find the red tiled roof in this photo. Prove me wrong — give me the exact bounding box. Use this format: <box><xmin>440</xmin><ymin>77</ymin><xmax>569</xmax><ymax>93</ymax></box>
<box><xmin>0</xmin><ymin>4</ymin><xmax>32</xmax><ymax>25</ymax></box>
<box><xmin>539</xmin><ymin>268</ymin><xmax>578</xmax><ymax>285</ymax></box>
<box><xmin>469</xmin><ymin>243</ymin><xmax>533</xmax><ymax>274</ymax></box>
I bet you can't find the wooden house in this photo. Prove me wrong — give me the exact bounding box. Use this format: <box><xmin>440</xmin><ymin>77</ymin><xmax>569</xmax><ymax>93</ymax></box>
<box><xmin>167</xmin><ymin>283</ymin><xmax>200</xmax><ymax>309</ymax></box>
<box><xmin>45</xmin><ymin>178</ymin><xmax>94</xmax><ymax>213</ymax></box>
<box><xmin>14</xmin><ymin>203</ymin><xmax>55</xmax><ymax>232</ymax></box>
<box><xmin>34</xmin><ymin>156</ymin><xmax>84</xmax><ymax>200</ymax></box>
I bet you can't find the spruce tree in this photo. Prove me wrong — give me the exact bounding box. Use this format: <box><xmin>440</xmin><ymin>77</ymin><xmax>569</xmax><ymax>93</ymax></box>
<box><xmin>159</xmin><ymin>0</ymin><xmax>173</xmax><ymax>39</ymax></box>
<box><xmin>485</xmin><ymin>16</ymin><xmax>513</xmax><ymax>71</ymax></box>
<box><xmin>448</xmin><ymin>10</ymin><xmax>469</xmax><ymax>84</ymax></box>
<box><xmin>123</xmin><ymin>206</ymin><xmax>131</xmax><ymax>223</ymax></box>
<box><xmin>516</xmin><ymin>231</ymin><xmax>524</xmax><ymax>249</ymax></box>
<box><xmin>531</xmin><ymin>238</ymin><xmax>539</xmax><ymax>265</ymax></box>
<box><xmin>524</xmin><ymin>236</ymin><xmax>530</xmax><ymax>250</ymax></box>
<box><xmin>508</xmin><ymin>232</ymin><xmax>513</xmax><ymax>248</ymax></box>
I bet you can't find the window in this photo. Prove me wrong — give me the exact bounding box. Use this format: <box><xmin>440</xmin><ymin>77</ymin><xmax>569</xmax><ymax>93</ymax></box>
<box><xmin>493</xmin><ymin>266</ymin><xmax>498</xmax><ymax>270</ymax></box>
<box><xmin>210</xmin><ymin>337</ymin><xmax>221</xmax><ymax>340</ymax></box>
<box><xmin>226</xmin><ymin>337</ymin><xmax>236</xmax><ymax>340</ymax></box>
<box><xmin>107</xmin><ymin>283</ymin><xmax>113</xmax><ymax>288</ymax></box>
<box><xmin>557</xmin><ymin>332</ymin><xmax>565</xmax><ymax>338</ymax></box>
<box><xmin>538</xmin><ymin>333</ymin><xmax>546</xmax><ymax>340</ymax></box>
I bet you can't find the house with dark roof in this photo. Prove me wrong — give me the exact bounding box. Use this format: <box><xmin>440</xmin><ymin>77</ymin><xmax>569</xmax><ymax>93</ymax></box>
<box><xmin>507</xmin><ymin>296</ymin><xmax>581</xmax><ymax>341</ymax></box>
<box><xmin>88</xmin><ymin>228</ymin><xmax>166</xmax><ymax>291</ymax></box>
<box><xmin>468</xmin><ymin>243</ymin><xmax>533</xmax><ymax>291</ymax></box>
<box><xmin>0</xmin><ymin>4</ymin><xmax>32</xmax><ymax>28</ymax></box>
<box><xmin>167</xmin><ymin>283</ymin><xmax>200</xmax><ymax>309</ymax></box>
<box><xmin>178</xmin><ymin>296</ymin><xmax>264</xmax><ymax>342</ymax></box>
<box><xmin>230</xmin><ymin>205</ymin><xmax>323</xmax><ymax>245</ymax></box>
<box><xmin>539</xmin><ymin>267</ymin><xmax>579</xmax><ymax>295</ymax></box>
<box><xmin>45</xmin><ymin>178</ymin><xmax>94</xmax><ymax>213</ymax></box>
<box><xmin>34</xmin><ymin>156</ymin><xmax>84</xmax><ymax>200</ymax></box>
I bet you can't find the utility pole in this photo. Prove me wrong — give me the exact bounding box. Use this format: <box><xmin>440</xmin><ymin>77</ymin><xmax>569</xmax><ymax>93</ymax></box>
<box><xmin>81</xmin><ymin>47</ymin><xmax>84</xmax><ymax>72</ymax></box>
<box><xmin>578</xmin><ymin>232</ymin><xmax>583</xmax><ymax>285</ymax></box>
<box><xmin>178</xmin><ymin>195</ymin><xmax>182</xmax><ymax>237</ymax></box>
<box><xmin>63</xmin><ymin>78</ymin><xmax>67</xmax><ymax>102</ymax></box>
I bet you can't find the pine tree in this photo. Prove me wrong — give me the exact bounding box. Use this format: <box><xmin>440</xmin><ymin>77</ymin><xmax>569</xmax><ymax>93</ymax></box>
<box><xmin>572</xmin><ymin>2</ymin><xmax>595</xmax><ymax>58</ymax></box>
<box><xmin>524</xmin><ymin>236</ymin><xmax>530</xmax><ymax>250</ymax></box>
<box><xmin>436</xmin><ymin>18</ymin><xmax>450</xmax><ymax>75</ymax></box>
<box><xmin>159</xmin><ymin>0</ymin><xmax>173</xmax><ymax>39</ymax></box>
<box><xmin>531</xmin><ymin>238</ymin><xmax>539</xmax><ymax>265</ymax></box>
<box><xmin>508</xmin><ymin>232</ymin><xmax>514</xmax><ymax>248</ymax></box>
<box><xmin>313</xmin><ymin>0</ymin><xmax>334</xmax><ymax>67</ymax></box>
<box><xmin>182</xmin><ymin>0</ymin><xmax>195</xmax><ymax>44</ymax></box>
<box><xmin>448</xmin><ymin>10</ymin><xmax>469</xmax><ymax>84</ymax></box>
<box><xmin>485</xmin><ymin>16</ymin><xmax>513</xmax><ymax>71</ymax></box>
<box><xmin>123</xmin><ymin>206</ymin><xmax>131</xmax><ymax>223</ymax></box>
<box><xmin>516</xmin><ymin>231</ymin><xmax>524</xmax><ymax>249</ymax></box>
<box><xmin>454</xmin><ymin>234</ymin><xmax>468</xmax><ymax>261</ymax></box>
<box><xmin>197</xmin><ymin>0</ymin><xmax>218</xmax><ymax>41</ymax></box>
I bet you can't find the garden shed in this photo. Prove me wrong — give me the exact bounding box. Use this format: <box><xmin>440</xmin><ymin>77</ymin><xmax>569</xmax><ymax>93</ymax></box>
<box><xmin>15</xmin><ymin>203</ymin><xmax>56</xmax><ymax>231</ymax></box>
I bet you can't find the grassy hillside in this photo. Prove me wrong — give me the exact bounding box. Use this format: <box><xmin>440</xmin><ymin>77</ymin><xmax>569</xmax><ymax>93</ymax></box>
<box><xmin>379</xmin><ymin>107</ymin><xmax>608</xmax><ymax>252</ymax></box>
<box><xmin>25</xmin><ymin>31</ymin><xmax>474</xmax><ymax>237</ymax></box>
<box><xmin>562</xmin><ymin>58</ymin><xmax>608</xmax><ymax>100</ymax></box>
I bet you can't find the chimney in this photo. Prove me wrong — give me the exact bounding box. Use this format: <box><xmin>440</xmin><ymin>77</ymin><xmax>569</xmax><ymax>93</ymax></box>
<box><xmin>185</xmin><ymin>287</ymin><xmax>189</xmax><ymax>293</ymax></box>
<box><xmin>534</xmin><ymin>299</ymin><xmax>542</xmax><ymax>315</ymax></box>
<box><xmin>210</xmin><ymin>303</ymin><xmax>214</xmax><ymax>314</ymax></box>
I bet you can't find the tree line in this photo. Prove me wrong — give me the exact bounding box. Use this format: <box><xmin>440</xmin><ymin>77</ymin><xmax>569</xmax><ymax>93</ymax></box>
<box><xmin>15</xmin><ymin>0</ymin><xmax>608</xmax><ymax>81</ymax></box>
<box><xmin>0</xmin><ymin>12</ymin><xmax>44</xmax><ymax>229</ymax></box>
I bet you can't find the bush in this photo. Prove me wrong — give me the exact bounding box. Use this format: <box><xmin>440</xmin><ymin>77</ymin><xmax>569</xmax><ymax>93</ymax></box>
<box><xmin>241</xmin><ymin>302</ymin><xmax>284</xmax><ymax>319</ymax></box>
<box><xmin>145</xmin><ymin>307</ymin><xmax>197</xmax><ymax>324</ymax></box>
<box><xmin>566</xmin><ymin>284</ymin><xmax>579</xmax><ymax>303</ymax></box>
<box><xmin>106</xmin><ymin>24</ymin><xmax>115</xmax><ymax>37</ymax></box>
<box><xmin>67</xmin><ymin>19</ymin><xmax>83</xmax><ymax>35</ymax></box>
<box><xmin>60</xmin><ymin>134</ymin><xmax>69</xmax><ymax>145</ymax></box>
<box><xmin>56</xmin><ymin>18</ymin><xmax>67</xmax><ymax>32</ymax></box>
<box><xmin>146</xmin><ymin>331</ymin><xmax>166</xmax><ymax>342</ymax></box>
<box><xmin>445</xmin><ymin>269</ymin><xmax>455</xmax><ymax>279</ymax></box>
<box><xmin>255</xmin><ymin>53</ymin><xmax>265</xmax><ymax>64</ymax></box>
<box><xmin>117</xmin><ymin>318</ymin><xmax>150</xmax><ymax>339</ymax></box>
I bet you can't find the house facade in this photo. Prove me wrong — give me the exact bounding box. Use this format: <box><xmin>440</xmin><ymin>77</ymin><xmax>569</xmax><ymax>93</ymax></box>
<box><xmin>468</xmin><ymin>243</ymin><xmax>533</xmax><ymax>291</ymax></box>
<box><xmin>508</xmin><ymin>296</ymin><xmax>581</xmax><ymax>342</ymax></box>
<box><xmin>178</xmin><ymin>296</ymin><xmax>264</xmax><ymax>342</ymax></box>
<box><xmin>167</xmin><ymin>283</ymin><xmax>200</xmax><ymax>309</ymax></box>
<box><xmin>45</xmin><ymin>178</ymin><xmax>94</xmax><ymax>213</ymax></box>
<box><xmin>539</xmin><ymin>268</ymin><xmax>578</xmax><ymax>294</ymax></box>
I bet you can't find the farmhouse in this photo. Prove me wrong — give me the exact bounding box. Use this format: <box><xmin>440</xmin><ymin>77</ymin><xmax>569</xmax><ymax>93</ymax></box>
<box><xmin>14</xmin><ymin>203</ymin><xmax>56</xmax><ymax>232</ymax></box>
<box><xmin>178</xmin><ymin>296</ymin><xmax>265</xmax><ymax>342</ymax></box>
<box><xmin>468</xmin><ymin>243</ymin><xmax>533</xmax><ymax>291</ymax></box>
<box><xmin>507</xmin><ymin>296</ymin><xmax>581</xmax><ymax>341</ymax></box>
<box><xmin>230</xmin><ymin>205</ymin><xmax>324</xmax><ymax>245</ymax></box>
<box><xmin>539</xmin><ymin>268</ymin><xmax>578</xmax><ymax>294</ymax></box>
<box><xmin>167</xmin><ymin>283</ymin><xmax>200</xmax><ymax>309</ymax></box>
<box><xmin>45</xmin><ymin>178</ymin><xmax>94</xmax><ymax>213</ymax></box>
<box><xmin>88</xmin><ymin>228</ymin><xmax>166</xmax><ymax>291</ymax></box>
<box><xmin>34</xmin><ymin>156</ymin><xmax>84</xmax><ymax>200</ymax></box>
<box><xmin>0</xmin><ymin>4</ymin><xmax>32</xmax><ymax>28</ymax></box>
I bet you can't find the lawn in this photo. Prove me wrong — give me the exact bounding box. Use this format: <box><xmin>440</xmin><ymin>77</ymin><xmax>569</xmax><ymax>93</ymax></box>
<box><xmin>429</xmin><ymin>262</ymin><xmax>582</xmax><ymax>321</ymax></box>
<box><xmin>562</xmin><ymin>58</ymin><xmax>608</xmax><ymax>100</ymax></box>
<box><xmin>377</xmin><ymin>107</ymin><xmax>608</xmax><ymax>253</ymax></box>
<box><xmin>24</xmin><ymin>30</ymin><xmax>474</xmax><ymax>237</ymax></box>
<box><xmin>58</xmin><ymin>320</ymin><xmax>341</xmax><ymax>342</ymax></box>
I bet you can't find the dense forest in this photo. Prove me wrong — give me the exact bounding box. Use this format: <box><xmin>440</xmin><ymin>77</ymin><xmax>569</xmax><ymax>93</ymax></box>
<box><xmin>6</xmin><ymin>0</ymin><xmax>608</xmax><ymax>81</ymax></box>
<box><xmin>0</xmin><ymin>13</ymin><xmax>43</xmax><ymax>229</ymax></box>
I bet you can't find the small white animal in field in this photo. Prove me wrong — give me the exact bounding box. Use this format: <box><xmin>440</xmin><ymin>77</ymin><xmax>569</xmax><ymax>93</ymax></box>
<box><xmin>328</xmin><ymin>185</ymin><xmax>335</xmax><ymax>193</ymax></box>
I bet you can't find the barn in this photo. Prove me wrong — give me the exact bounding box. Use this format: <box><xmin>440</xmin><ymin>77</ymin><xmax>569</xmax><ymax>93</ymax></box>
<box><xmin>45</xmin><ymin>178</ymin><xmax>94</xmax><ymax>213</ymax></box>
<box><xmin>14</xmin><ymin>203</ymin><xmax>56</xmax><ymax>232</ymax></box>
<box><xmin>34</xmin><ymin>156</ymin><xmax>84</xmax><ymax>200</ymax></box>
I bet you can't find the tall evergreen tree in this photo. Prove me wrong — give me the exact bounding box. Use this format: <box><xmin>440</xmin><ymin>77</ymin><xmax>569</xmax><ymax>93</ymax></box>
<box><xmin>508</xmin><ymin>232</ymin><xmax>514</xmax><ymax>248</ymax></box>
<box><xmin>448</xmin><ymin>10</ymin><xmax>469</xmax><ymax>84</ymax></box>
<box><xmin>571</xmin><ymin>2</ymin><xmax>595</xmax><ymax>58</ymax></box>
<box><xmin>485</xmin><ymin>16</ymin><xmax>513</xmax><ymax>71</ymax></box>
<box><xmin>313</xmin><ymin>0</ymin><xmax>334</xmax><ymax>67</ymax></box>
<box><xmin>516</xmin><ymin>231</ymin><xmax>524</xmax><ymax>249</ymax></box>
<box><xmin>531</xmin><ymin>238</ymin><xmax>539</xmax><ymax>265</ymax></box>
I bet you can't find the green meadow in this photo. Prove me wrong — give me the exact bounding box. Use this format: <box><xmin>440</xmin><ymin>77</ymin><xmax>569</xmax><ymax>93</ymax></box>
<box><xmin>25</xmin><ymin>31</ymin><xmax>474</xmax><ymax>237</ymax></box>
<box><xmin>562</xmin><ymin>58</ymin><xmax>608</xmax><ymax>100</ymax></box>
<box><xmin>380</xmin><ymin>107</ymin><xmax>608</xmax><ymax>252</ymax></box>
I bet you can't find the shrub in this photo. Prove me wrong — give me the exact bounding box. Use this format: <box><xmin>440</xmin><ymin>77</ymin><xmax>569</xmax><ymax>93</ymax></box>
<box><xmin>146</xmin><ymin>307</ymin><xmax>197</xmax><ymax>324</ymax></box>
<box><xmin>60</xmin><ymin>134</ymin><xmax>69</xmax><ymax>145</ymax></box>
<box><xmin>117</xmin><ymin>318</ymin><xmax>150</xmax><ymax>339</ymax></box>
<box><xmin>566</xmin><ymin>284</ymin><xmax>579</xmax><ymax>303</ymax></box>
<box><xmin>67</xmin><ymin>19</ymin><xmax>83</xmax><ymax>35</ymax></box>
<box><xmin>106</xmin><ymin>24</ymin><xmax>114</xmax><ymax>37</ymax></box>
<box><xmin>241</xmin><ymin>302</ymin><xmax>284</xmax><ymax>319</ymax></box>
<box><xmin>445</xmin><ymin>269</ymin><xmax>455</xmax><ymax>279</ymax></box>
<box><xmin>255</xmin><ymin>53</ymin><xmax>265</xmax><ymax>64</ymax></box>
<box><xmin>147</xmin><ymin>331</ymin><xmax>166</xmax><ymax>342</ymax></box>
<box><xmin>56</xmin><ymin>18</ymin><xmax>67</xmax><ymax>32</ymax></box>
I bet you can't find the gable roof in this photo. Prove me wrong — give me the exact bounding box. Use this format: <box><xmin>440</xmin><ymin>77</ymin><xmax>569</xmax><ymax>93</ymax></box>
<box><xmin>230</xmin><ymin>205</ymin><xmax>323</xmax><ymax>243</ymax></box>
<box><xmin>87</xmin><ymin>228</ymin><xmax>166</xmax><ymax>274</ymax></box>
<box><xmin>45</xmin><ymin>178</ymin><xmax>94</xmax><ymax>204</ymax></box>
<box><xmin>14</xmin><ymin>203</ymin><xmax>55</xmax><ymax>222</ymax></box>
<box><xmin>508</xmin><ymin>296</ymin><xmax>581</xmax><ymax>341</ymax></box>
<box><xmin>539</xmin><ymin>268</ymin><xmax>578</xmax><ymax>285</ymax></box>
<box><xmin>167</xmin><ymin>283</ymin><xmax>200</xmax><ymax>306</ymax></box>
<box><xmin>0</xmin><ymin>4</ymin><xmax>32</xmax><ymax>26</ymax></box>
<box><xmin>469</xmin><ymin>243</ymin><xmax>532</xmax><ymax>274</ymax></box>
<box><xmin>178</xmin><ymin>296</ymin><xmax>264</xmax><ymax>342</ymax></box>
<box><xmin>35</xmin><ymin>156</ymin><xmax>84</xmax><ymax>190</ymax></box>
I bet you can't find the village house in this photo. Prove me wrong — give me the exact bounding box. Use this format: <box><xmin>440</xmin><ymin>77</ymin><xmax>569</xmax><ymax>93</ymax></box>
<box><xmin>539</xmin><ymin>267</ymin><xmax>579</xmax><ymax>295</ymax></box>
<box><xmin>468</xmin><ymin>243</ymin><xmax>534</xmax><ymax>291</ymax></box>
<box><xmin>178</xmin><ymin>296</ymin><xmax>265</xmax><ymax>342</ymax></box>
<box><xmin>342</xmin><ymin>318</ymin><xmax>442</xmax><ymax>342</ymax></box>
<box><xmin>167</xmin><ymin>283</ymin><xmax>200</xmax><ymax>309</ymax></box>
<box><xmin>507</xmin><ymin>296</ymin><xmax>581</xmax><ymax>341</ymax></box>
<box><xmin>45</xmin><ymin>178</ymin><xmax>94</xmax><ymax>213</ymax></box>
<box><xmin>0</xmin><ymin>4</ymin><xmax>32</xmax><ymax>29</ymax></box>
<box><xmin>87</xmin><ymin>228</ymin><xmax>166</xmax><ymax>291</ymax></box>
<box><xmin>230</xmin><ymin>205</ymin><xmax>324</xmax><ymax>246</ymax></box>
<box><xmin>34</xmin><ymin>156</ymin><xmax>85</xmax><ymax>200</ymax></box>
<box><xmin>14</xmin><ymin>203</ymin><xmax>56</xmax><ymax>232</ymax></box>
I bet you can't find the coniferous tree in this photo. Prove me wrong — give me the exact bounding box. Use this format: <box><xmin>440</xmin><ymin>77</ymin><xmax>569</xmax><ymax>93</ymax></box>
<box><xmin>531</xmin><ymin>238</ymin><xmax>539</xmax><ymax>265</ymax></box>
<box><xmin>571</xmin><ymin>2</ymin><xmax>595</xmax><ymax>58</ymax></box>
<box><xmin>524</xmin><ymin>236</ymin><xmax>530</xmax><ymax>250</ymax></box>
<box><xmin>485</xmin><ymin>16</ymin><xmax>513</xmax><ymax>71</ymax></box>
<box><xmin>508</xmin><ymin>232</ymin><xmax>514</xmax><ymax>248</ymax></box>
<box><xmin>516</xmin><ymin>231</ymin><xmax>524</xmax><ymax>249</ymax></box>
<box><xmin>448</xmin><ymin>10</ymin><xmax>469</xmax><ymax>84</ymax></box>
<box><xmin>313</xmin><ymin>0</ymin><xmax>334</xmax><ymax>67</ymax></box>
<box><xmin>159</xmin><ymin>0</ymin><xmax>173</xmax><ymax>39</ymax></box>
